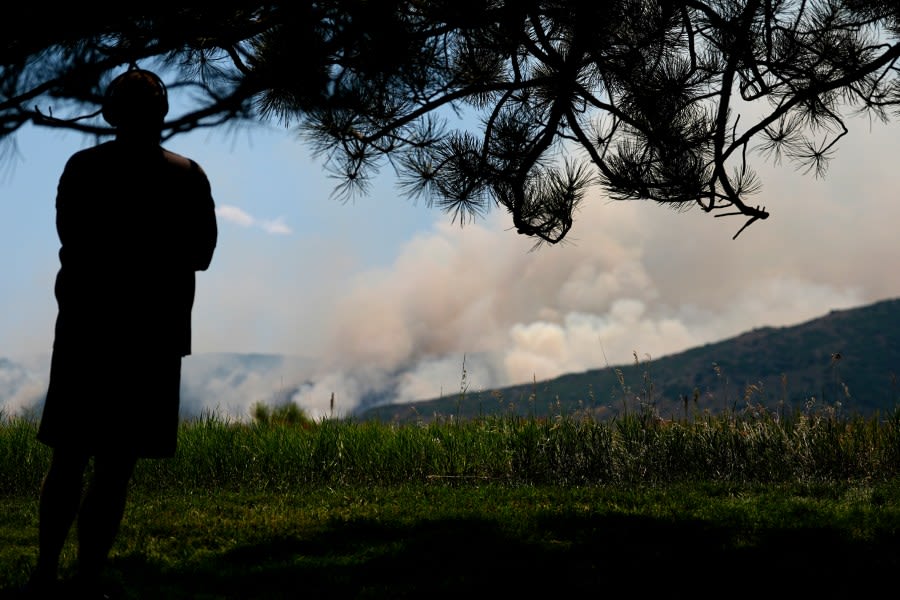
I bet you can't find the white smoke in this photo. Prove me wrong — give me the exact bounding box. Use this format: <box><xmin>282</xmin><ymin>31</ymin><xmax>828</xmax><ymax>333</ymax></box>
<box><xmin>276</xmin><ymin>185</ymin><xmax>869</xmax><ymax>418</ymax></box>
<box><xmin>3</xmin><ymin>114</ymin><xmax>896</xmax><ymax>422</ymax></box>
<box><xmin>0</xmin><ymin>355</ymin><xmax>51</xmax><ymax>418</ymax></box>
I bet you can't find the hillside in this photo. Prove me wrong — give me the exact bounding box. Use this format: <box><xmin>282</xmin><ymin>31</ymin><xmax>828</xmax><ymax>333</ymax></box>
<box><xmin>359</xmin><ymin>297</ymin><xmax>900</xmax><ymax>423</ymax></box>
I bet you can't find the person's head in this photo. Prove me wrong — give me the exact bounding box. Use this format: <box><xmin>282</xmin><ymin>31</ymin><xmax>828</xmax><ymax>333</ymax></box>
<box><xmin>102</xmin><ymin>68</ymin><xmax>168</xmax><ymax>138</ymax></box>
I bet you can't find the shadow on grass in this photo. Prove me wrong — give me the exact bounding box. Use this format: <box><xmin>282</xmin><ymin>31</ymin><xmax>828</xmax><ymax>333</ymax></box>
<box><xmin>4</xmin><ymin>511</ymin><xmax>892</xmax><ymax>599</ymax></box>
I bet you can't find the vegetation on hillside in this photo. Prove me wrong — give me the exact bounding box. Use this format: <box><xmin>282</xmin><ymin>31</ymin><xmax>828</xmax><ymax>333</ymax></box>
<box><xmin>362</xmin><ymin>298</ymin><xmax>900</xmax><ymax>423</ymax></box>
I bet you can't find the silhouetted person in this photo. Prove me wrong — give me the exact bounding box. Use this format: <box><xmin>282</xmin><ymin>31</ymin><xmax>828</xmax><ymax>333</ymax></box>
<box><xmin>25</xmin><ymin>67</ymin><xmax>217</xmax><ymax>597</ymax></box>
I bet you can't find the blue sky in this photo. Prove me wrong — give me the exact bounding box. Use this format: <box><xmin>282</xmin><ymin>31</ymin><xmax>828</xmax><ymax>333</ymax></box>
<box><xmin>3</xmin><ymin>93</ymin><xmax>900</xmax><ymax>419</ymax></box>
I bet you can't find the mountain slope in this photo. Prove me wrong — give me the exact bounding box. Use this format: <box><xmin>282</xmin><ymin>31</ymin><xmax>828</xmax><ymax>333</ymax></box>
<box><xmin>359</xmin><ymin>297</ymin><xmax>900</xmax><ymax>423</ymax></box>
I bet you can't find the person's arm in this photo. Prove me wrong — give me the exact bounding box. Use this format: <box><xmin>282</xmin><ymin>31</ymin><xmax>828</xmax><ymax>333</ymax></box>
<box><xmin>187</xmin><ymin>160</ymin><xmax>217</xmax><ymax>272</ymax></box>
<box><xmin>55</xmin><ymin>153</ymin><xmax>88</xmax><ymax>254</ymax></box>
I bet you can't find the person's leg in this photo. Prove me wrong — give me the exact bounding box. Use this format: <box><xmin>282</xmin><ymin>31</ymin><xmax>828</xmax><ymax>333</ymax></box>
<box><xmin>75</xmin><ymin>452</ymin><xmax>138</xmax><ymax>582</ymax></box>
<box><xmin>31</xmin><ymin>449</ymin><xmax>91</xmax><ymax>584</ymax></box>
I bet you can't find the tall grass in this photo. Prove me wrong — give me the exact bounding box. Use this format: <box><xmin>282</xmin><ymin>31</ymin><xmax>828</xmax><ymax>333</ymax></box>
<box><xmin>0</xmin><ymin>412</ymin><xmax>49</xmax><ymax>496</ymax></box>
<box><xmin>2</xmin><ymin>402</ymin><xmax>898</xmax><ymax>497</ymax></box>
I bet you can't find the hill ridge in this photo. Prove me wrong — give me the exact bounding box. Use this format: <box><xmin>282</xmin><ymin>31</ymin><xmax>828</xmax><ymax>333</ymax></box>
<box><xmin>360</xmin><ymin>297</ymin><xmax>900</xmax><ymax>422</ymax></box>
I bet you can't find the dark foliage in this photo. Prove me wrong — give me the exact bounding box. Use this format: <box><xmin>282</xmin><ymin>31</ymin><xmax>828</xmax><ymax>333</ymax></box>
<box><xmin>3</xmin><ymin>2</ymin><xmax>899</xmax><ymax>241</ymax></box>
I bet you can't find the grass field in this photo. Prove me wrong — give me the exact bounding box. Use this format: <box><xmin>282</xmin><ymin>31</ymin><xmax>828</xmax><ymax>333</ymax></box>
<box><xmin>1</xmin><ymin>404</ymin><xmax>899</xmax><ymax>598</ymax></box>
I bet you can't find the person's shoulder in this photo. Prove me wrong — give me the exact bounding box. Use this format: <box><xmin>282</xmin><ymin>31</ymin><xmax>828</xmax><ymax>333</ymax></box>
<box><xmin>161</xmin><ymin>147</ymin><xmax>207</xmax><ymax>176</ymax></box>
<box><xmin>61</xmin><ymin>141</ymin><xmax>117</xmax><ymax>173</ymax></box>
<box><xmin>66</xmin><ymin>140</ymin><xmax>116</xmax><ymax>162</ymax></box>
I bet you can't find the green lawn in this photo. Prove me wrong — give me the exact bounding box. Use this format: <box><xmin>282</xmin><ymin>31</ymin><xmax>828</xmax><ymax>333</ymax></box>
<box><xmin>2</xmin><ymin>481</ymin><xmax>899</xmax><ymax>598</ymax></box>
